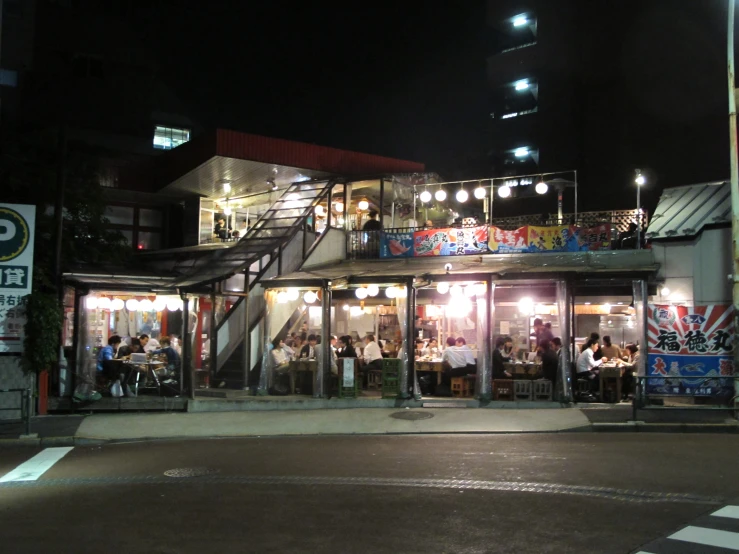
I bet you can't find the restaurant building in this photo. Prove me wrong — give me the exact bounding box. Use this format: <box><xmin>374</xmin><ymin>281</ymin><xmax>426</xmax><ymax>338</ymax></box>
<box><xmin>56</xmin><ymin>130</ymin><xmax>734</xmax><ymax>412</ymax></box>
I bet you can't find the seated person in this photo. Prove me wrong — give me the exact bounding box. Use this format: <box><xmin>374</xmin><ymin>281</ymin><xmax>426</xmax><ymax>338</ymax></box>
<box><xmin>600</xmin><ymin>336</ymin><xmax>621</xmax><ymax>361</ymax></box>
<box><xmin>299</xmin><ymin>334</ymin><xmax>319</xmax><ymax>359</ymax></box>
<box><xmin>441</xmin><ymin>339</ymin><xmax>474</xmax><ymax>384</ymax></box>
<box><xmin>414</xmin><ymin>338</ymin><xmax>426</xmax><ymax>359</ymax></box>
<box><xmin>538</xmin><ymin>339</ymin><xmax>559</xmax><ymax>384</ymax></box>
<box><xmin>576</xmin><ymin>338</ymin><xmax>607</xmax><ymax>391</ymax></box>
<box><xmin>421</xmin><ymin>338</ymin><xmax>440</xmax><ymax>358</ymax></box>
<box><xmin>116</xmin><ymin>337</ymin><xmax>142</xmax><ymax>359</ymax></box>
<box><xmin>619</xmin><ymin>344</ymin><xmax>640</xmax><ymax>401</ymax></box>
<box><xmin>97</xmin><ymin>335</ymin><xmax>135</xmax><ymax>398</ymax></box>
<box><xmin>492</xmin><ymin>336</ymin><xmax>514</xmax><ymax>379</ymax></box>
<box><xmin>271</xmin><ymin>338</ymin><xmax>290</xmax><ymax>371</ymax></box>
<box><xmin>337</xmin><ymin>335</ymin><xmax>357</xmax><ymax>358</ymax></box>
<box><xmin>361</xmin><ymin>334</ymin><xmax>384</xmax><ymax>371</ymax></box>
<box><xmin>151</xmin><ymin>338</ymin><xmax>181</xmax><ymax>374</ymax></box>
<box><xmin>140</xmin><ymin>333</ymin><xmax>160</xmax><ymax>353</ymax></box>
<box><xmin>455</xmin><ymin>337</ymin><xmax>476</xmax><ymax>371</ymax></box>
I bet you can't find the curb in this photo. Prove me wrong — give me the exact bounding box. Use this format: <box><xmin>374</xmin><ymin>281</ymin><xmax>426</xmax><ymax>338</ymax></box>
<box><xmin>591</xmin><ymin>422</ymin><xmax>739</xmax><ymax>433</ymax></box>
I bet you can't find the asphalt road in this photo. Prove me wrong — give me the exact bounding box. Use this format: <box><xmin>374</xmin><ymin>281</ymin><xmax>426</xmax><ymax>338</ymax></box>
<box><xmin>1</xmin><ymin>434</ymin><xmax>738</xmax><ymax>553</ymax></box>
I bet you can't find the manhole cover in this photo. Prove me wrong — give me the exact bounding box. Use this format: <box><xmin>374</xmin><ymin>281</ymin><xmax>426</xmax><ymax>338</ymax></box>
<box><xmin>164</xmin><ymin>467</ymin><xmax>220</xmax><ymax>478</ymax></box>
<box><xmin>390</xmin><ymin>411</ymin><xmax>434</xmax><ymax>421</ymax></box>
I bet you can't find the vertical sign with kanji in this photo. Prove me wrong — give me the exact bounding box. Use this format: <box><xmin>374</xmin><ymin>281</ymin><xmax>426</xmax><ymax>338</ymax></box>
<box><xmin>0</xmin><ymin>203</ymin><xmax>35</xmax><ymax>353</ymax></box>
<box><xmin>646</xmin><ymin>304</ymin><xmax>734</xmax><ymax>396</ymax></box>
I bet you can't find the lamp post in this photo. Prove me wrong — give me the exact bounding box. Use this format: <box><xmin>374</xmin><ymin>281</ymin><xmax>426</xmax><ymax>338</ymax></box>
<box><xmin>727</xmin><ymin>0</ymin><xmax>739</xmax><ymax>405</ymax></box>
<box><xmin>635</xmin><ymin>170</ymin><xmax>646</xmax><ymax>248</ymax></box>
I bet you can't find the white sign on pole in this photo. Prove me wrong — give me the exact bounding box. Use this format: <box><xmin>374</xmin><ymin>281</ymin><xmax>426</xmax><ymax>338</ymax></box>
<box><xmin>0</xmin><ymin>203</ymin><xmax>35</xmax><ymax>353</ymax></box>
<box><xmin>342</xmin><ymin>358</ymin><xmax>355</xmax><ymax>387</ymax></box>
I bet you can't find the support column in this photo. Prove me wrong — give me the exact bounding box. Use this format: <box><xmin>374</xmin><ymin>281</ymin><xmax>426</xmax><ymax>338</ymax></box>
<box><xmin>316</xmin><ymin>286</ymin><xmax>331</xmax><ymax>398</ymax></box>
<box><xmin>401</xmin><ymin>277</ymin><xmax>415</xmax><ymax>399</ymax></box>
<box><xmin>242</xmin><ymin>283</ymin><xmax>251</xmax><ymax>391</ymax></box>
<box><xmin>181</xmin><ymin>293</ymin><xmax>193</xmax><ymax>399</ymax></box>
<box><xmin>476</xmin><ymin>278</ymin><xmax>494</xmax><ymax>401</ymax></box>
<box><xmin>257</xmin><ymin>290</ymin><xmax>272</xmax><ymax>396</ymax></box>
<box><xmin>209</xmin><ymin>286</ymin><xmax>217</xmax><ymax>378</ymax></box>
<box><xmin>632</xmin><ymin>279</ymin><xmax>649</xmax><ymax>403</ymax></box>
<box><xmin>556</xmin><ymin>280</ymin><xmax>573</xmax><ymax>402</ymax></box>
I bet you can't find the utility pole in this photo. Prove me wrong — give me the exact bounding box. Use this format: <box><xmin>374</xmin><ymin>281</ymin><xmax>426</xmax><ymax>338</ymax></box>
<box><xmin>727</xmin><ymin>0</ymin><xmax>739</xmax><ymax>406</ymax></box>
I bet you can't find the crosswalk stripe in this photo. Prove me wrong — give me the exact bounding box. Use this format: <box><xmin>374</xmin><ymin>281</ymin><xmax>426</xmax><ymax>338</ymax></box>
<box><xmin>713</xmin><ymin>506</ymin><xmax>739</xmax><ymax>520</ymax></box>
<box><xmin>668</xmin><ymin>526</ymin><xmax>739</xmax><ymax>551</ymax></box>
<box><xmin>0</xmin><ymin>447</ymin><xmax>73</xmax><ymax>483</ymax></box>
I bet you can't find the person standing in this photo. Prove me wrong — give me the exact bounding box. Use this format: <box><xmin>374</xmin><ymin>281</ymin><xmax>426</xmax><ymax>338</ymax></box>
<box><xmin>539</xmin><ymin>339</ymin><xmax>559</xmax><ymax>384</ymax></box>
<box><xmin>533</xmin><ymin>318</ymin><xmax>554</xmax><ymax>346</ymax></box>
<box><xmin>362</xmin><ymin>210</ymin><xmax>381</xmax><ymax>230</ymax></box>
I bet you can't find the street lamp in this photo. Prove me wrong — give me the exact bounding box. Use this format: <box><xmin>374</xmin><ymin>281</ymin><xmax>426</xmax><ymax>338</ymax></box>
<box><xmin>634</xmin><ymin>169</ymin><xmax>646</xmax><ymax>248</ymax></box>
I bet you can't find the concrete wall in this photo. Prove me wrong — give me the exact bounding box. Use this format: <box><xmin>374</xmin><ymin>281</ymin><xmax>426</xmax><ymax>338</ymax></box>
<box><xmin>0</xmin><ymin>356</ymin><xmax>33</xmax><ymax>420</ymax></box>
<box><xmin>651</xmin><ymin>227</ymin><xmax>732</xmax><ymax>306</ymax></box>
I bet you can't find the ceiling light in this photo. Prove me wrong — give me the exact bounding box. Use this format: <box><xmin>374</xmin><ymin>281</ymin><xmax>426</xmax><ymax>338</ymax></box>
<box><xmin>223</xmin><ymin>182</ymin><xmax>231</xmax><ymax>193</ymax></box>
<box><xmin>277</xmin><ymin>291</ymin><xmax>288</xmax><ymax>304</ymax></box>
<box><xmin>435</xmin><ymin>189</ymin><xmax>447</xmax><ymax>202</ymax></box>
<box><xmin>139</xmin><ymin>299</ymin><xmax>154</xmax><ymax>312</ymax></box>
<box><xmin>396</xmin><ymin>286</ymin><xmax>408</xmax><ymax>298</ymax></box>
<box><xmin>153</xmin><ymin>297</ymin><xmax>167</xmax><ymax>311</ymax></box>
<box><xmin>603</xmin><ymin>303</ymin><xmax>611</xmax><ymax>311</ymax></box>
<box><xmin>474</xmin><ymin>186</ymin><xmax>487</xmax><ymax>199</ymax></box>
<box><xmin>419</xmin><ymin>190</ymin><xmax>432</xmax><ymax>203</ymax></box>
<box><xmin>97</xmin><ymin>297</ymin><xmax>111</xmax><ymax>310</ymax></box>
<box><xmin>303</xmin><ymin>291</ymin><xmax>318</xmax><ymax>304</ymax></box>
<box><xmin>355</xmin><ymin>287</ymin><xmax>368</xmax><ymax>299</ymax></box>
<box><xmin>498</xmin><ymin>185</ymin><xmax>511</xmax><ymax>198</ymax></box>
<box><xmin>335</xmin><ymin>202</ymin><xmax>344</xmax><ymax>213</ymax></box>
<box><xmin>342</xmin><ymin>303</ymin><xmax>349</xmax><ymax>311</ymax></box>
<box><xmin>661</xmin><ymin>286</ymin><xmax>670</xmax><ymax>296</ymax></box>
<box><xmin>464</xmin><ymin>284</ymin><xmax>476</xmax><ymax>297</ymax></box>
<box><xmin>456</xmin><ymin>188</ymin><xmax>468</xmax><ymax>203</ymax></box>
<box><xmin>535</xmin><ymin>181</ymin><xmax>548</xmax><ymax>195</ymax></box>
<box><xmin>513</xmin><ymin>15</ymin><xmax>528</xmax><ymax>27</ymax></box>
<box><xmin>385</xmin><ymin>286</ymin><xmax>397</xmax><ymax>299</ymax></box>
<box><xmin>315</xmin><ymin>205</ymin><xmax>325</xmax><ymax>216</ymax></box>
<box><xmin>518</xmin><ymin>297</ymin><xmax>534</xmax><ymax>315</ymax></box>
<box><xmin>85</xmin><ymin>296</ymin><xmax>99</xmax><ymax>310</ymax></box>
<box><xmin>514</xmin><ymin>147</ymin><xmax>529</xmax><ymax>158</ymax></box>
<box><xmin>111</xmin><ymin>298</ymin><xmax>124</xmax><ymax>311</ymax></box>
<box><xmin>287</xmin><ymin>288</ymin><xmax>300</xmax><ymax>301</ymax></box>
<box><xmin>358</xmin><ymin>199</ymin><xmax>369</xmax><ymax>211</ymax></box>
<box><xmin>223</xmin><ymin>206</ymin><xmax>232</xmax><ymax>216</ymax></box>
<box><xmin>367</xmin><ymin>284</ymin><xmax>379</xmax><ymax>297</ymax></box>
<box><xmin>125</xmin><ymin>299</ymin><xmax>139</xmax><ymax>311</ymax></box>
<box><xmin>269</xmin><ymin>178</ymin><xmax>278</xmax><ymax>191</ymax></box>
<box><xmin>449</xmin><ymin>284</ymin><xmax>463</xmax><ymax>298</ymax></box>
<box><xmin>436</xmin><ymin>282</ymin><xmax>449</xmax><ymax>294</ymax></box>
<box><xmin>166</xmin><ymin>298</ymin><xmax>182</xmax><ymax>311</ymax></box>
<box><xmin>514</xmin><ymin>80</ymin><xmax>529</xmax><ymax>91</ymax></box>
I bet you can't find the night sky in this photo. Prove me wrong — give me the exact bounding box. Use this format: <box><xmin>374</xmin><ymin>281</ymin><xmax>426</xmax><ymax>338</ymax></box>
<box><xmin>153</xmin><ymin>0</ymin><xmax>732</xmax><ymax>213</ymax></box>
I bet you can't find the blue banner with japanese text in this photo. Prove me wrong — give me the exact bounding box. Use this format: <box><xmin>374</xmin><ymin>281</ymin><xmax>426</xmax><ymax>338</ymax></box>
<box><xmin>380</xmin><ymin>230</ymin><xmax>413</xmax><ymax>258</ymax></box>
<box><xmin>646</xmin><ymin>304</ymin><xmax>734</xmax><ymax>396</ymax></box>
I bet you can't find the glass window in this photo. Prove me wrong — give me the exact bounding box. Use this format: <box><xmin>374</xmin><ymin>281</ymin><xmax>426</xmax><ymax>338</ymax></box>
<box><xmin>153</xmin><ymin>126</ymin><xmax>190</xmax><ymax>150</ymax></box>
<box><xmin>139</xmin><ymin>208</ymin><xmax>163</xmax><ymax>227</ymax></box>
<box><xmin>118</xmin><ymin>230</ymin><xmax>133</xmax><ymax>245</ymax></box>
<box><xmin>105</xmin><ymin>205</ymin><xmax>134</xmax><ymax>225</ymax></box>
<box><xmin>137</xmin><ymin>231</ymin><xmax>161</xmax><ymax>251</ymax></box>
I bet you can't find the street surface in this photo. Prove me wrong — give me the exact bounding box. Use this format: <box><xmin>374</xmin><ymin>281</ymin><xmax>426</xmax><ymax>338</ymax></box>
<box><xmin>1</xmin><ymin>433</ymin><xmax>739</xmax><ymax>553</ymax></box>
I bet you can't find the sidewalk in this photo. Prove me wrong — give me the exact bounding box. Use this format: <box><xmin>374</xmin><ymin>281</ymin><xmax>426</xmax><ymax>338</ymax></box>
<box><xmin>1</xmin><ymin>405</ymin><xmax>737</xmax><ymax>445</ymax></box>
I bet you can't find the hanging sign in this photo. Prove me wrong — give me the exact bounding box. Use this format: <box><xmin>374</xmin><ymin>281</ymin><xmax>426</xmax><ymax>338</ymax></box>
<box><xmin>0</xmin><ymin>204</ymin><xmax>35</xmax><ymax>353</ymax></box>
<box><xmin>646</xmin><ymin>304</ymin><xmax>734</xmax><ymax>396</ymax></box>
<box><xmin>342</xmin><ymin>358</ymin><xmax>355</xmax><ymax>387</ymax></box>
<box><xmin>488</xmin><ymin>226</ymin><xmax>529</xmax><ymax>253</ymax></box>
<box><xmin>380</xmin><ymin>230</ymin><xmax>413</xmax><ymax>259</ymax></box>
<box><xmin>413</xmin><ymin>228</ymin><xmax>451</xmax><ymax>257</ymax></box>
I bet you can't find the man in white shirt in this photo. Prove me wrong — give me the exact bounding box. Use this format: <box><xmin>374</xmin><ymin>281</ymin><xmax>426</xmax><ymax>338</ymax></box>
<box><xmin>362</xmin><ymin>334</ymin><xmax>383</xmax><ymax>371</ymax></box>
<box><xmin>140</xmin><ymin>334</ymin><xmax>160</xmax><ymax>353</ymax></box>
<box><xmin>576</xmin><ymin>338</ymin><xmax>607</xmax><ymax>391</ymax></box>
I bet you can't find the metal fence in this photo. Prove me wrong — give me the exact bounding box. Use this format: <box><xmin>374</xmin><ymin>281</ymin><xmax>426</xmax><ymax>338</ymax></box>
<box><xmin>0</xmin><ymin>388</ymin><xmax>32</xmax><ymax>434</ymax></box>
<box><xmin>491</xmin><ymin>209</ymin><xmax>647</xmax><ymax>232</ymax></box>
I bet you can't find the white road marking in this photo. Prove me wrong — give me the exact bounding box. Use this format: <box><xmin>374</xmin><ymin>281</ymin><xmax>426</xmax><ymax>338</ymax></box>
<box><xmin>0</xmin><ymin>447</ymin><xmax>74</xmax><ymax>483</ymax></box>
<box><xmin>713</xmin><ymin>505</ymin><xmax>739</xmax><ymax>520</ymax></box>
<box><xmin>669</xmin><ymin>526</ymin><xmax>739</xmax><ymax>550</ymax></box>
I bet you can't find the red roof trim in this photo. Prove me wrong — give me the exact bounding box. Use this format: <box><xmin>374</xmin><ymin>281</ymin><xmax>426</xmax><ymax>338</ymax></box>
<box><xmin>215</xmin><ymin>129</ymin><xmax>425</xmax><ymax>174</ymax></box>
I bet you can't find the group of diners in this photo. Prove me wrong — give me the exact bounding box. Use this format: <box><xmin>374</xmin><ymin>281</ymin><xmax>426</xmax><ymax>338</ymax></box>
<box><xmin>575</xmin><ymin>333</ymin><xmax>641</xmax><ymax>401</ymax></box>
<box><xmin>95</xmin><ymin>333</ymin><xmax>182</xmax><ymax>398</ymax></box>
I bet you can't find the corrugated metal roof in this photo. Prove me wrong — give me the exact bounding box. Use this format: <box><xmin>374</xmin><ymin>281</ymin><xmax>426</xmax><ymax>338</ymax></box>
<box><xmin>646</xmin><ymin>181</ymin><xmax>731</xmax><ymax>240</ymax></box>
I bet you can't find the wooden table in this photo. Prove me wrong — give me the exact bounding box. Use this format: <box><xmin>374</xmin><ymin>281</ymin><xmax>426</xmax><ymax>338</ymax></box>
<box><xmin>504</xmin><ymin>362</ymin><xmax>542</xmax><ymax>379</ymax></box>
<box><xmin>599</xmin><ymin>365</ymin><xmax>622</xmax><ymax>402</ymax></box>
<box><xmin>415</xmin><ymin>360</ymin><xmax>444</xmax><ymax>385</ymax></box>
<box><xmin>288</xmin><ymin>360</ymin><xmax>318</xmax><ymax>394</ymax></box>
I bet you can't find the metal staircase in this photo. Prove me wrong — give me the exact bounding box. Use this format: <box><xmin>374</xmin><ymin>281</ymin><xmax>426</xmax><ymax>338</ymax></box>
<box><xmin>174</xmin><ymin>179</ymin><xmax>335</xmax><ymax>289</ymax></box>
<box><xmin>192</xmin><ymin>179</ymin><xmax>335</xmax><ymax>390</ymax></box>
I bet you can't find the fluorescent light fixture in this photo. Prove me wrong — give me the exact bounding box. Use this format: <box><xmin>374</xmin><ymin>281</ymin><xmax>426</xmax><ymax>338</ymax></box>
<box><xmin>514</xmin><ymin>147</ymin><xmax>530</xmax><ymax>158</ymax></box>
<box><xmin>514</xmin><ymin>80</ymin><xmax>529</xmax><ymax>91</ymax></box>
<box><xmin>223</xmin><ymin>182</ymin><xmax>231</xmax><ymax>193</ymax></box>
<box><xmin>513</xmin><ymin>15</ymin><xmax>528</xmax><ymax>27</ymax></box>
<box><xmin>501</xmin><ymin>112</ymin><xmax>518</xmax><ymax>119</ymax></box>
<box><xmin>661</xmin><ymin>286</ymin><xmax>670</xmax><ymax>296</ymax></box>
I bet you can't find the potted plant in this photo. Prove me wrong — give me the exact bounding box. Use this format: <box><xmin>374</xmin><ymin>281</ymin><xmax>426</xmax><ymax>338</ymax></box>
<box><xmin>21</xmin><ymin>292</ymin><xmax>63</xmax><ymax>415</ymax></box>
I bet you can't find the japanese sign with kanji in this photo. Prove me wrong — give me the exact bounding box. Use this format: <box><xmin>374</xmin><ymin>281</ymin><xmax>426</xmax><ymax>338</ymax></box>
<box><xmin>487</xmin><ymin>226</ymin><xmax>529</xmax><ymax>253</ymax></box>
<box><xmin>646</xmin><ymin>304</ymin><xmax>734</xmax><ymax>396</ymax></box>
<box><xmin>0</xmin><ymin>203</ymin><xmax>35</xmax><ymax>353</ymax></box>
<box><xmin>380</xmin><ymin>231</ymin><xmax>413</xmax><ymax>258</ymax></box>
<box><xmin>413</xmin><ymin>226</ymin><xmax>489</xmax><ymax>257</ymax></box>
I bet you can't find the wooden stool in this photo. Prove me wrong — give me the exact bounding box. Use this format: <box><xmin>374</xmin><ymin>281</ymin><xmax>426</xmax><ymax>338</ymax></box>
<box><xmin>367</xmin><ymin>370</ymin><xmax>383</xmax><ymax>390</ymax></box>
<box><xmin>492</xmin><ymin>379</ymin><xmax>514</xmax><ymax>400</ymax></box>
<box><xmin>451</xmin><ymin>377</ymin><xmax>473</xmax><ymax>398</ymax></box>
<box><xmin>533</xmin><ymin>379</ymin><xmax>552</xmax><ymax>401</ymax></box>
<box><xmin>513</xmin><ymin>380</ymin><xmax>532</xmax><ymax>401</ymax></box>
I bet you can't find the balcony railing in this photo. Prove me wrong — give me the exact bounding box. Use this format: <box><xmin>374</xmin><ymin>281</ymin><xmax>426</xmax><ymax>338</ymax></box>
<box><xmin>346</xmin><ymin>210</ymin><xmax>647</xmax><ymax>261</ymax></box>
